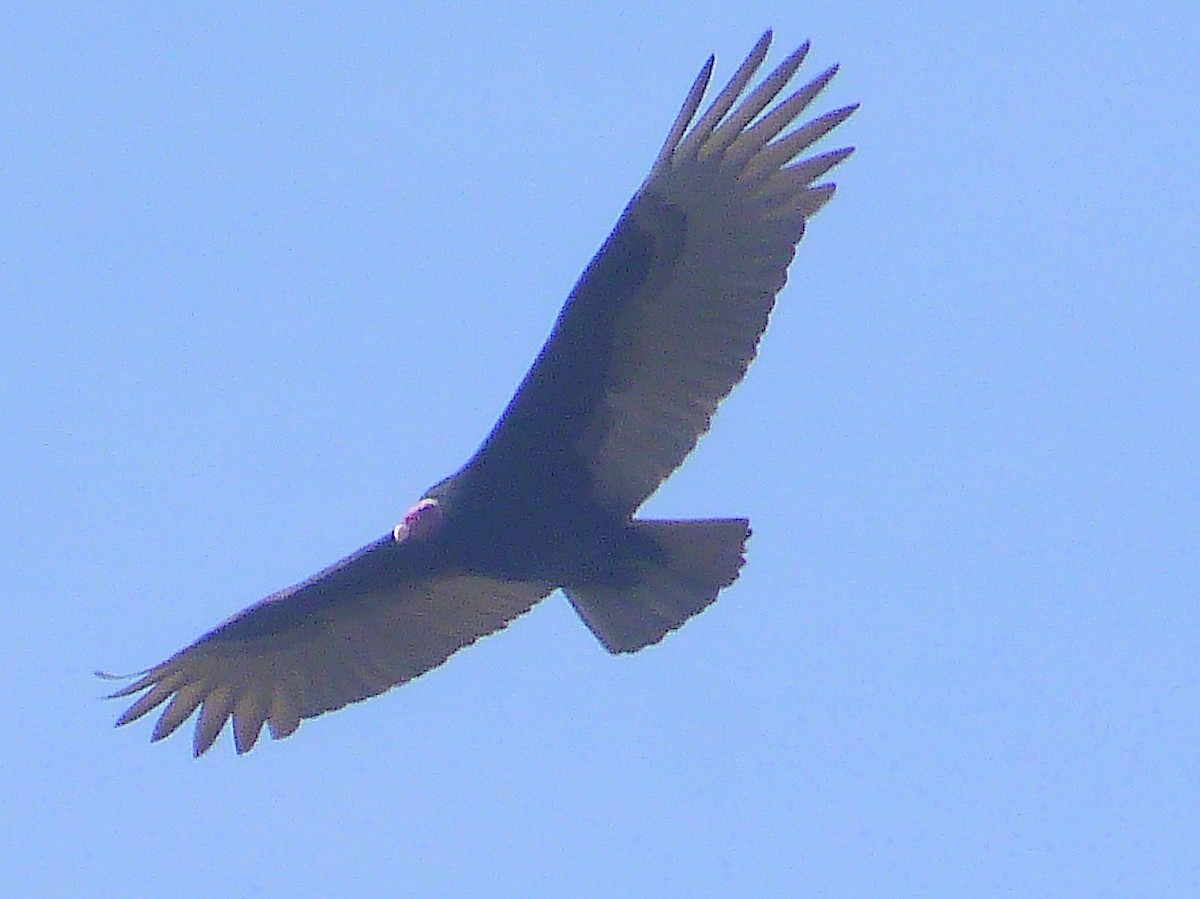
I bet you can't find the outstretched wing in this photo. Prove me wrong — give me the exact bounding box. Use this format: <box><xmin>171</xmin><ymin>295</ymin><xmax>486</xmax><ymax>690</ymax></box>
<box><xmin>474</xmin><ymin>31</ymin><xmax>856</xmax><ymax>513</ymax></box>
<box><xmin>106</xmin><ymin>538</ymin><xmax>553</xmax><ymax>756</ymax></box>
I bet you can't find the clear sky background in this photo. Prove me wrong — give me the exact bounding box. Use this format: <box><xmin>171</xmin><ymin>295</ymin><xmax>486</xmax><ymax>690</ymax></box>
<box><xmin>4</xmin><ymin>3</ymin><xmax>1198</xmax><ymax>896</ymax></box>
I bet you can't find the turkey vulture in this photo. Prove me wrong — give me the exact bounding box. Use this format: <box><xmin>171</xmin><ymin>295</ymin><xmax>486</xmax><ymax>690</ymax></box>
<box><xmin>104</xmin><ymin>31</ymin><xmax>856</xmax><ymax>755</ymax></box>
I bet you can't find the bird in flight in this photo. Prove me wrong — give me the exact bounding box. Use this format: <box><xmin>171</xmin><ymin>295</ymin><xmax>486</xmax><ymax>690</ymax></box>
<box><xmin>104</xmin><ymin>31</ymin><xmax>856</xmax><ymax>755</ymax></box>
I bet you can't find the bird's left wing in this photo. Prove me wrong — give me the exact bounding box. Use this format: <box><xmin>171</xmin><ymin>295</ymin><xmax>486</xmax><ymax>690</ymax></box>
<box><xmin>472</xmin><ymin>32</ymin><xmax>855</xmax><ymax>513</ymax></box>
<box><xmin>105</xmin><ymin>544</ymin><xmax>553</xmax><ymax>755</ymax></box>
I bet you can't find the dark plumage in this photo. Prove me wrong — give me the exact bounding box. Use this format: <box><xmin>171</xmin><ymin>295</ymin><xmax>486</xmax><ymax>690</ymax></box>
<box><xmin>104</xmin><ymin>31</ymin><xmax>856</xmax><ymax>755</ymax></box>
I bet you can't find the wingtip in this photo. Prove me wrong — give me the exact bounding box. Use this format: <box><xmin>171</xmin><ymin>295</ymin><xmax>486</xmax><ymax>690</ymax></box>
<box><xmin>747</xmin><ymin>29</ymin><xmax>774</xmax><ymax>68</ymax></box>
<box><xmin>826</xmin><ymin>104</ymin><xmax>861</xmax><ymax>131</ymax></box>
<box><xmin>96</xmin><ymin>668</ymin><xmax>130</xmax><ymax>700</ymax></box>
<box><xmin>113</xmin><ymin>707</ymin><xmax>142</xmax><ymax>728</ymax></box>
<box><xmin>193</xmin><ymin>732</ymin><xmax>217</xmax><ymax>758</ymax></box>
<box><xmin>95</xmin><ymin>666</ymin><xmax>149</xmax><ymax>683</ymax></box>
<box><xmin>99</xmin><ymin>668</ymin><xmax>157</xmax><ymax>700</ymax></box>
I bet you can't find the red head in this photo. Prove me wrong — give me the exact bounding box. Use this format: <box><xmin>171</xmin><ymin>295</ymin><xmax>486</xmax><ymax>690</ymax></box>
<box><xmin>392</xmin><ymin>498</ymin><xmax>444</xmax><ymax>543</ymax></box>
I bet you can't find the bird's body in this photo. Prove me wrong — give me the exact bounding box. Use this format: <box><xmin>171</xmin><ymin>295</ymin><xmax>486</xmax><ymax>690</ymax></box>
<box><xmin>106</xmin><ymin>31</ymin><xmax>857</xmax><ymax>755</ymax></box>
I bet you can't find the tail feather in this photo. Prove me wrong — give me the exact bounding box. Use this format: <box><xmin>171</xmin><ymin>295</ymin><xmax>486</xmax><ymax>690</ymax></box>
<box><xmin>565</xmin><ymin>518</ymin><xmax>750</xmax><ymax>654</ymax></box>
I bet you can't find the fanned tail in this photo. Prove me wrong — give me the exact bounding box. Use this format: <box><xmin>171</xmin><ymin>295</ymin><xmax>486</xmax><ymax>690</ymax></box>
<box><xmin>565</xmin><ymin>518</ymin><xmax>750</xmax><ymax>653</ymax></box>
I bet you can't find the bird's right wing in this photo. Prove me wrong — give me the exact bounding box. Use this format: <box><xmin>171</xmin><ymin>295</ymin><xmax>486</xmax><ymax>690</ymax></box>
<box><xmin>473</xmin><ymin>31</ymin><xmax>856</xmax><ymax>513</ymax></box>
<box><xmin>105</xmin><ymin>548</ymin><xmax>554</xmax><ymax>756</ymax></box>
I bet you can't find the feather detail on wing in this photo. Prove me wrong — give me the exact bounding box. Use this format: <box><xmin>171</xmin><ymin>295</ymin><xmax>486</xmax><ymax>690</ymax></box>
<box><xmin>579</xmin><ymin>31</ymin><xmax>857</xmax><ymax>510</ymax></box>
<box><xmin>105</xmin><ymin>574</ymin><xmax>553</xmax><ymax>756</ymax></box>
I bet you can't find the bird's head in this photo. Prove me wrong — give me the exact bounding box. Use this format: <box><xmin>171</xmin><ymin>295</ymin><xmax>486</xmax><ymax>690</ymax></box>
<box><xmin>392</xmin><ymin>497</ymin><xmax>444</xmax><ymax>543</ymax></box>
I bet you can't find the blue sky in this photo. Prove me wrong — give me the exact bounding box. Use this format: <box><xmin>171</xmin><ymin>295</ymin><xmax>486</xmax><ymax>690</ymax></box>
<box><xmin>4</xmin><ymin>3</ymin><xmax>1198</xmax><ymax>896</ymax></box>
